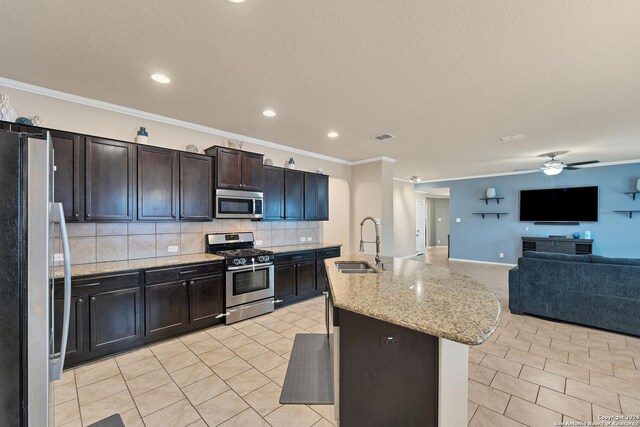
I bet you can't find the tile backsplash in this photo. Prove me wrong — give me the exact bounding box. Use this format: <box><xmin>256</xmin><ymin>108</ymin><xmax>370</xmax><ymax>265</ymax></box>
<box><xmin>58</xmin><ymin>220</ymin><xmax>321</xmax><ymax>265</ymax></box>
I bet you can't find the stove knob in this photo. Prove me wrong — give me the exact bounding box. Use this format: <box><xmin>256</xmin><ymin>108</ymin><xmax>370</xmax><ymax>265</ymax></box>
<box><xmin>233</xmin><ymin>259</ymin><xmax>241</xmax><ymax>266</ymax></box>
<box><xmin>258</xmin><ymin>256</ymin><xmax>264</xmax><ymax>262</ymax></box>
<box><xmin>239</xmin><ymin>258</ymin><xmax>246</xmax><ymax>265</ymax></box>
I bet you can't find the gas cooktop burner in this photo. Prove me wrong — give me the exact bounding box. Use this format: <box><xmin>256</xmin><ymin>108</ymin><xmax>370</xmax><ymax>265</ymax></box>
<box><xmin>215</xmin><ymin>248</ymin><xmax>273</xmax><ymax>258</ymax></box>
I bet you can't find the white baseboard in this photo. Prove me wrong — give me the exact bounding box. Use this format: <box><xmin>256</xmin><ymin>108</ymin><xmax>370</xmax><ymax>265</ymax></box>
<box><xmin>448</xmin><ymin>257</ymin><xmax>516</xmax><ymax>267</ymax></box>
<box><xmin>398</xmin><ymin>254</ymin><xmax>419</xmax><ymax>259</ymax></box>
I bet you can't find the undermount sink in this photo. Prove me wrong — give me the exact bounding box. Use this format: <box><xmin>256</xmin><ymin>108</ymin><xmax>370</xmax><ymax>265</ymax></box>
<box><xmin>335</xmin><ymin>261</ymin><xmax>377</xmax><ymax>274</ymax></box>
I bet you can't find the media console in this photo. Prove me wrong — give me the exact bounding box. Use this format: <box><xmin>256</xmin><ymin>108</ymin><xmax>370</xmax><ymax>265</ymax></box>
<box><xmin>522</xmin><ymin>236</ymin><xmax>593</xmax><ymax>255</ymax></box>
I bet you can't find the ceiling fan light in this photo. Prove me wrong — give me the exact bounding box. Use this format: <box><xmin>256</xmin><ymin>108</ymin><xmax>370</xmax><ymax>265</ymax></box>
<box><xmin>543</xmin><ymin>167</ymin><xmax>563</xmax><ymax>176</ymax></box>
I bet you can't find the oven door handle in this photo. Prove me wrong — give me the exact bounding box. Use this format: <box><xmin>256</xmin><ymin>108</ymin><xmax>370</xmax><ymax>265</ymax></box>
<box><xmin>226</xmin><ymin>262</ymin><xmax>273</xmax><ymax>271</ymax></box>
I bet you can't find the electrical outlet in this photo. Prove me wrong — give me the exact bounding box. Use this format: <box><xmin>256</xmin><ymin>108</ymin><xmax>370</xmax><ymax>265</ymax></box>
<box><xmin>54</xmin><ymin>253</ymin><xmax>64</xmax><ymax>262</ymax></box>
<box><xmin>585</xmin><ymin>231</ymin><xmax>591</xmax><ymax>239</ymax></box>
<box><xmin>455</xmin><ymin>218</ymin><xmax>461</xmax><ymax>223</ymax></box>
<box><xmin>499</xmin><ymin>253</ymin><xmax>505</xmax><ymax>259</ymax></box>
<box><xmin>437</xmin><ymin>240</ymin><xmax>441</xmax><ymax>244</ymax></box>
<box><xmin>168</xmin><ymin>245</ymin><xmax>179</xmax><ymax>253</ymax></box>
<box><xmin>300</xmin><ymin>237</ymin><xmax>306</xmax><ymax>242</ymax></box>
<box><xmin>438</xmin><ymin>218</ymin><xmax>442</xmax><ymax>222</ymax></box>
<box><xmin>255</xmin><ymin>240</ymin><xmax>263</xmax><ymax>246</ymax></box>
<box><xmin>307</xmin><ymin>237</ymin><xmax>312</xmax><ymax>242</ymax></box>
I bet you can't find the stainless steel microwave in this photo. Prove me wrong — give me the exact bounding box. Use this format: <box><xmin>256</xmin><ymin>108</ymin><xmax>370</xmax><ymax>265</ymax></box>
<box><xmin>216</xmin><ymin>189</ymin><xmax>263</xmax><ymax>219</ymax></box>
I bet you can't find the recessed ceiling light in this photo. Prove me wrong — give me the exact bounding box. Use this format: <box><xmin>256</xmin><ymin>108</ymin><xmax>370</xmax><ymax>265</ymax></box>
<box><xmin>262</xmin><ymin>109</ymin><xmax>276</xmax><ymax>117</ymax></box>
<box><xmin>409</xmin><ymin>176</ymin><xmax>421</xmax><ymax>183</ymax></box>
<box><xmin>227</xmin><ymin>0</ymin><xmax>246</xmax><ymax>2</ymax></box>
<box><xmin>150</xmin><ymin>73</ymin><xmax>170</xmax><ymax>84</ymax></box>
<box><xmin>327</xmin><ymin>131</ymin><xmax>339</xmax><ymax>138</ymax></box>
<box><xmin>499</xmin><ymin>134</ymin><xmax>525</xmax><ymax>142</ymax></box>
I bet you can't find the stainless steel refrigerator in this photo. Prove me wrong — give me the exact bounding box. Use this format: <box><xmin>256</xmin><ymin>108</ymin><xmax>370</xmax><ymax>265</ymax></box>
<box><xmin>0</xmin><ymin>129</ymin><xmax>72</xmax><ymax>426</ymax></box>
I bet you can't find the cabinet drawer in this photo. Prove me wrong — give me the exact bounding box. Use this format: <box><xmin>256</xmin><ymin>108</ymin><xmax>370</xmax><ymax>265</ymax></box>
<box><xmin>275</xmin><ymin>251</ymin><xmax>316</xmax><ymax>265</ymax></box>
<box><xmin>144</xmin><ymin>262</ymin><xmax>223</xmax><ymax>284</ymax></box>
<box><xmin>57</xmin><ymin>272</ymin><xmax>140</xmax><ymax>296</ymax></box>
<box><xmin>317</xmin><ymin>247</ymin><xmax>341</xmax><ymax>259</ymax></box>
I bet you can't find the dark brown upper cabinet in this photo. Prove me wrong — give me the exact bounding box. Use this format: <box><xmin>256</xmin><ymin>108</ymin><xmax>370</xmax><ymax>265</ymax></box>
<box><xmin>85</xmin><ymin>137</ymin><xmax>136</xmax><ymax>221</ymax></box>
<box><xmin>205</xmin><ymin>146</ymin><xmax>263</xmax><ymax>191</ymax></box>
<box><xmin>51</xmin><ymin>131</ymin><xmax>83</xmax><ymax>221</ymax></box>
<box><xmin>137</xmin><ymin>146</ymin><xmax>178</xmax><ymax>221</ymax></box>
<box><xmin>263</xmin><ymin>166</ymin><xmax>285</xmax><ymax>220</ymax></box>
<box><xmin>180</xmin><ymin>152</ymin><xmax>213</xmax><ymax>221</ymax></box>
<box><xmin>304</xmin><ymin>172</ymin><xmax>329</xmax><ymax>221</ymax></box>
<box><xmin>284</xmin><ymin>169</ymin><xmax>304</xmax><ymax>220</ymax></box>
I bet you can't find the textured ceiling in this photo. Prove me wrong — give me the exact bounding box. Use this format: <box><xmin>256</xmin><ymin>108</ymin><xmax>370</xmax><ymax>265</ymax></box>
<box><xmin>1</xmin><ymin>0</ymin><xmax>639</xmax><ymax>180</ymax></box>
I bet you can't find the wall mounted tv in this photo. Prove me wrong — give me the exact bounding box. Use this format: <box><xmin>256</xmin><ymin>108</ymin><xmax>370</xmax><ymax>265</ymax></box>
<box><xmin>519</xmin><ymin>186</ymin><xmax>599</xmax><ymax>222</ymax></box>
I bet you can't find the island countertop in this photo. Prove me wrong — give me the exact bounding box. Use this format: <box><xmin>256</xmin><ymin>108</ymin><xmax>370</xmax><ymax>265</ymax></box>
<box><xmin>326</xmin><ymin>254</ymin><xmax>501</xmax><ymax>345</ymax></box>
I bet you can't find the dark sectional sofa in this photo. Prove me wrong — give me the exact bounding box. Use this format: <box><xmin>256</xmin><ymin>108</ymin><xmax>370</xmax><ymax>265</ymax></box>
<box><xmin>509</xmin><ymin>251</ymin><xmax>640</xmax><ymax>336</ymax></box>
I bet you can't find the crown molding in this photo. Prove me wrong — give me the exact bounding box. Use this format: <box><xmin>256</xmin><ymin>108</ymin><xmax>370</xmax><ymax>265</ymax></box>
<box><xmin>416</xmin><ymin>158</ymin><xmax>640</xmax><ymax>185</ymax></box>
<box><xmin>0</xmin><ymin>76</ymin><xmax>360</xmax><ymax>165</ymax></box>
<box><xmin>350</xmin><ymin>156</ymin><xmax>397</xmax><ymax>165</ymax></box>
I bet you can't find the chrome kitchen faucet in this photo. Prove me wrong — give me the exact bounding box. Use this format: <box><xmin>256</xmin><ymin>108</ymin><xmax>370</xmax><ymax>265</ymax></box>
<box><xmin>359</xmin><ymin>216</ymin><xmax>384</xmax><ymax>270</ymax></box>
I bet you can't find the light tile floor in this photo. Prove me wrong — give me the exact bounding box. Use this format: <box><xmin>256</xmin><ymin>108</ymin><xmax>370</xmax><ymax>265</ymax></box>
<box><xmin>53</xmin><ymin>248</ymin><xmax>640</xmax><ymax>426</ymax></box>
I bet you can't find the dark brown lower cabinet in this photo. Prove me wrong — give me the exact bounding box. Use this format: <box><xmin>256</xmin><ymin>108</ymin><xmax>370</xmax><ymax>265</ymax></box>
<box><xmin>316</xmin><ymin>247</ymin><xmax>341</xmax><ymax>292</ymax></box>
<box><xmin>275</xmin><ymin>264</ymin><xmax>296</xmax><ymax>303</ymax></box>
<box><xmin>339</xmin><ymin>309</ymin><xmax>438</xmax><ymax>426</ymax></box>
<box><xmin>296</xmin><ymin>260</ymin><xmax>316</xmax><ymax>297</ymax></box>
<box><xmin>89</xmin><ymin>287</ymin><xmax>141</xmax><ymax>352</ymax></box>
<box><xmin>54</xmin><ymin>296</ymin><xmax>84</xmax><ymax>357</ymax></box>
<box><xmin>316</xmin><ymin>260</ymin><xmax>328</xmax><ymax>292</ymax></box>
<box><xmin>274</xmin><ymin>248</ymin><xmax>340</xmax><ymax>306</ymax></box>
<box><xmin>189</xmin><ymin>275</ymin><xmax>224</xmax><ymax>325</ymax></box>
<box><xmin>145</xmin><ymin>281</ymin><xmax>189</xmax><ymax>339</ymax></box>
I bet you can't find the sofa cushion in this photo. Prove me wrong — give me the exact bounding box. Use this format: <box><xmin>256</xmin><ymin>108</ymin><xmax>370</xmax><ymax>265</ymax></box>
<box><xmin>523</xmin><ymin>251</ymin><xmax>591</xmax><ymax>263</ymax></box>
<box><xmin>589</xmin><ymin>254</ymin><xmax>640</xmax><ymax>266</ymax></box>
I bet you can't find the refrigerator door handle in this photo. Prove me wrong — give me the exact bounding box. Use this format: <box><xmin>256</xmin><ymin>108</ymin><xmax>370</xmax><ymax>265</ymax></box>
<box><xmin>50</xmin><ymin>202</ymin><xmax>71</xmax><ymax>381</ymax></box>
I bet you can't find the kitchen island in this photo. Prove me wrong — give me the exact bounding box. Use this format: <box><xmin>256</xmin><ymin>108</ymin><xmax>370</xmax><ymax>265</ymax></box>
<box><xmin>326</xmin><ymin>255</ymin><xmax>501</xmax><ymax>427</ymax></box>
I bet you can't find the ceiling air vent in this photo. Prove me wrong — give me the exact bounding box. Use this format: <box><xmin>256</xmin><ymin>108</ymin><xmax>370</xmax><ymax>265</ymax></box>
<box><xmin>372</xmin><ymin>133</ymin><xmax>395</xmax><ymax>141</ymax></box>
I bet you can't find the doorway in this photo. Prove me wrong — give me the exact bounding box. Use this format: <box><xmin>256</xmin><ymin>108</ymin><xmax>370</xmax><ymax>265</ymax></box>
<box><xmin>416</xmin><ymin>199</ymin><xmax>426</xmax><ymax>255</ymax></box>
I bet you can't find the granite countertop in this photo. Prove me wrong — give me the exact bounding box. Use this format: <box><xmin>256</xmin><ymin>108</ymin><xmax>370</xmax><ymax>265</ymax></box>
<box><xmin>326</xmin><ymin>254</ymin><xmax>501</xmax><ymax>346</ymax></box>
<box><xmin>54</xmin><ymin>253</ymin><xmax>225</xmax><ymax>279</ymax></box>
<box><xmin>264</xmin><ymin>242</ymin><xmax>342</xmax><ymax>254</ymax></box>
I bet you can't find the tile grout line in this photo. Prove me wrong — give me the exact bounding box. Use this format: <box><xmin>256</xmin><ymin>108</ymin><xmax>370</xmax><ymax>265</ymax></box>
<box><xmin>114</xmin><ymin>352</ymin><xmax>151</xmax><ymax>426</ymax></box>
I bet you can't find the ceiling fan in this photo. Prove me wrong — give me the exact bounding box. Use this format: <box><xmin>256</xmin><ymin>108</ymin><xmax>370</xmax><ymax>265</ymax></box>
<box><xmin>514</xmin><ymin>152</ymin><xmax>599</xmax><ymax>176</ymax></box>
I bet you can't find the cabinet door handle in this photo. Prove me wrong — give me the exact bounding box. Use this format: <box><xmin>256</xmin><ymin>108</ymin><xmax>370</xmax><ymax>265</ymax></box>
<box><xmin>215</xmin><ymin>312</ymin><xmax>231</xmax><ymax>318</ymax></box>
<box><xmin>90</xmin><ymin>296</ymin><xmax>96</xmax><ymax>302</ymax></box>
<box><xmin>292</xmin><ymin>255</ymin><xmax>302</xmax><ymax>260</ymax></box>
<box><xmin>182</xmin><ymin>282</ymin><xmax>187</xmax><ymax>287</ymax></box>
<box><xmin>180</xmin><ymin>270</ymin><xmax>198</xmax><ymax>275</ymax></box>
<box><xmin>77</xmin><ymin>298</ymin><xmax>83</xmax><ymax>304</ymax></box>
<box><xmin>189</xmin><ymin>280</ymin><xmax>195</xmax><ymax>286</ymax></box>
<box><xmin>272</xmin><ymin>299</ymin><xmax>283</xmax><ymax>304</ymax></box>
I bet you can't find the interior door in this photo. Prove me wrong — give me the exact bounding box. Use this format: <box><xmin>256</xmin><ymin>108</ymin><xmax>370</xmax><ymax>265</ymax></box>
<box><xmin>416</xmin><ymin>199</ymin><xmax>426</xmax><ymax>255</ymax></box>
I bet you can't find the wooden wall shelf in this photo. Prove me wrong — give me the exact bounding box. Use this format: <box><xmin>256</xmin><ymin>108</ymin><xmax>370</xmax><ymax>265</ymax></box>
<box><xmin>615</xmin><ymin>210</ymin><xmax>640</xmax><ymax>218</ymax></box>
<box><xmin>479</xmin><ymin>197</ymin><xmax>504</xmax><ymax>205</ymax></box>
<box><xmin>624</xmin><ymin>192</ymin><xmax>640</xmax><ymax>201</ymax></box>
<box><xmin>473</xmin><ymin>212</ymin><xmax>508</xmax><ymax>219</ymax></box>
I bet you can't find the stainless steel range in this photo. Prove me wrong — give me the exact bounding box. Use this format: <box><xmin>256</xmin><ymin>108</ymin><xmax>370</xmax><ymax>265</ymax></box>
<box><xmin>206</xmin><ymin>232</ymin><xmax>275</xmax><ymax>324</ymax></box>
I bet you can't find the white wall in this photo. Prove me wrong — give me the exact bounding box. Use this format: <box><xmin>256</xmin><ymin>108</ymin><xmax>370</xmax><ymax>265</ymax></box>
<box><xmin>0</xmin><ymin>85</ymin><xmax>352</xmax><ymax>253</ymax></box>
<box><xmin>393</xmin><ymin>180</ymin><xmax>425</xmax><ymax>258</ymax></box>
<box><xmin>350</xmin><ymin>160</ymin><xmax>395</xmax><ymax>256</ymax></box>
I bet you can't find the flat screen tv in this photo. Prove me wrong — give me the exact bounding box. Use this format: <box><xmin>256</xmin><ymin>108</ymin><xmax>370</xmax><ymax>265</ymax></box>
<box><xmin>519</xmin><ymin>186</ymin><xmax>598</xmax><ymax>222</ymax></box>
